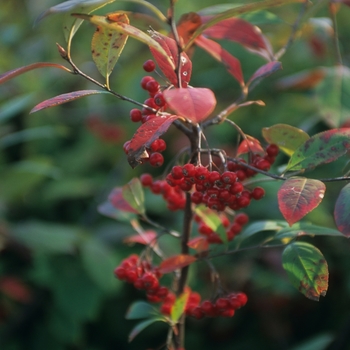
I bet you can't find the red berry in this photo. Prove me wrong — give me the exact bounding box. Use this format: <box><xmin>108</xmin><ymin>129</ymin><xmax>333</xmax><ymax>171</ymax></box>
<box><xmin>143</xmin><ymin>59</ymin><xmax>156</xmax><ymax>72</ymax></box>
<box><xmin>230</xmin><ymin>182</ymin><xmax>243</xmax><ymax>194</ymax></box>
<box><xmin>150</xmin><ymin>139</ymin><xmax>166</xmax><ymax>152</ymax></box>
<box><xmin>200</xmin><ymin>300</ymin><xmax>215</xmax><ymax>316</ymax></box>
<box><xmin>154</xmin><ymin>92</ymin><xmax>166</xmax><ymax>107</ymax></box>
<box><xmin>171</xmin><ymin>165</ymin><xmax>184</xmax><ymax>180</ymax></box>
<box><xmin>129</xmin><ymin>108</ymin><xmax>142</xmax><ymax>122</ymax></box>
<box><xmin>235</xmin><ymin>213</ymin><xmax>249</xmax><ymax>225</ymax></box>
<box><xmin>191</xmin><ymin>191</ymin><xmax>203</xmax><ymax>204</ymax></box>
<box><xmin>198</xmin><ymin>222</ymin><xmax>213</xmax><ymax>236</ymax></box>
<box><xmin>236</xmin><ymin>170</ymin><xmax>246</xmax><ymax>181</ymax></box>
<box><xmin>215</xmin><ymin>297</ymin><xmax>229</xmax><ymax>310</ymax></box>
<box><xmin>208</xmin><ymin>171</ymin><xmax>221</xmax><ymax>184</ymax></box>
<box><xmin>144</xmin><ymin>97</ymin><xmax>157</xmax><ymax>109</ymax></box>
<box><xmin>236</xmin><ymin>292</ymin><xmax>248</xmax><ymax>307</ymax></box>
<box><xmin>149</xmin><ymin>152</ymin><xmax>164</xmax><ymax>167</ymax></box>
<box><xmin>220</xmin><ymin>309</ymin><xmax>235</xmax><ymax>317</ymax></box>
<box><xmin>156</xmin><ymin>286</ymin><xmax>169</xmax><ymax>298</ymax></box>
<box><xmin>255</xmin><ymin>159</ymin><xmax>271</xmax><ymax>171</ymax></box>
<box><xmin>251</xmin><ymin>187</ymin><xmax>265</xmax><ymax>200</ymax></box>
<box><xmin>146</xmin><ymin>80</ymin><xmax>160</xmax><ymax>93</ymax></box>
<box><xmin>160</xmin><ymin>302</ymin><xmax>172</xmax><ymax>315</ymax></box>
<box><xmin>229</xmin><ymin>222</ymin><xmax>242</xmax><ymax>235</ymax></box>
<box><xmin>182</xmin><ymin>163</ymin><xmax>196</xmax><ymax>177</ymax></box>
<box><xmin>221</xmin><ymin>171</ymin><xmax>237</xmax><ymax>184</ymax></box>
<box><xmin>142</xmin><ymin>273</ymin><xmax>159</xmax><ymax>290</ymax></box>
<box><xmin>266</xmin><ymin>144</ymin><xmax>279</xmax><ymax>157</ymax></box>
<box><xmin>141</xmin><ymin>76</ymin><xmax>154</xmax><ymax>90</ymax></box>
<box><xmin>237</xmin><ymin>195</ymin><xmax>250</xmax><ymax>208</ymax></box>
<box><xmin>195</xmin><ymin>166</ymin><xmax>209</xmax><ymax>181</ymax></box>
<box><xmin>227</xmin><ymin>161</ymin><xmax>238</xmax><ymax>171</ymax></box>
<box><xmin>114</xmin><ymin>267</ymin><xmax>126</xmax><ymax>280</ymax></box>
<box><xmin>140</xmin><ymin>173</ymin><xmax>153</xmax><ymax>187</ymax></box>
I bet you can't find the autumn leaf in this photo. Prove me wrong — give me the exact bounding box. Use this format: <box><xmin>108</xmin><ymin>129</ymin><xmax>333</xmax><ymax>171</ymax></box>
<box><xmin>237</xmin><ymin>135</ymin><xmax>265</xmax><ymax>156</ymax></box>
<box><xmin>158</xmin><ymin>254</ymin><xmax>197</xmax><ymax>274</ymax></box>
<box><xmin>334</xmin><ymin>183</ymin><xmax>350</xmax><ymax>237</ymax></box>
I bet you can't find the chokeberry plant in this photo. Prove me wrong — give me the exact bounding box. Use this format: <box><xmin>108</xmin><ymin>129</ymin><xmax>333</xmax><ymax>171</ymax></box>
<box><xmin>2</xmin><ymin>0</ymin><xmax>350</xmax><ymax>349</ymax></box>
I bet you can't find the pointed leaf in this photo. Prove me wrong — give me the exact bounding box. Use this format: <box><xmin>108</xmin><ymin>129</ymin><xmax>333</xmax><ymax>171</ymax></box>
<box><xmin>123</xmin><ymin>230</ymin><xmax>157</xmax><ymax>245</ymax></box>
<box><xmin>278</xmin><ymin>177</ymin><xmax>326</xmax><ymax>226</ymax></box>
<box><xmin>149</xmin><ymin>31</ymin><xmax>192</xmax><ymax>87</ymax></box>
<box><xmin>262</xmin><ymin>124</ymin><xmax>310</xmax><ymax>156</ymax></box>
<box><xmin>194</xmin><ymin>206</ymin><xmax>228</xmax><ymax>245</ymax></box>
<box><xmin>127</xmin><ymin>115</ymin><xmax>180</xmax><ymax>168</ymax></box>
<box><xmin>74</xmin><ymin>14</ymin><xmax>175</xmax><ymax>71</ymax></box>
<box><xmin>202</xmin><ymin>17</ymin><xmax>272</xmax><ymax>60</ymax></box>
<box><xmin>247</xmin><ymin>61</ymin><xmax>282</xmax><ymax>88</ymax></box>
<box><xmin>126</xmin><ymin>301</ymin><xmax>160</xmax><ymax>319</ymax></box>
<box><xmin>286</xmin><ymin>129</ymin><xmax>350</xmax><ymax>171</ymax></box>
<box><xmin>194</xmin><ymin>36</ymin><xmax>244</xmax><ymax>86</ymax></box>
<box><xmin>176</xmin><ymin>12</ymin><xmax>202</xmax><ymax>46</ymax></box>
<box><xmin>30</xmin><ymin>90</ymin><xmax>109</xmax><ymax>113</ymax></box>
<box><xmin>0</xmin><ymin>63</ymin><xmax>71</xmax><ymax>85</ymax></box>
<box><xmin>128</xmin><ymin>318</ymin><xmax>166</xmax><ymax>342</ymax></box>
<box><xmin>122</xmin><ymin>178</ymin><xmax>145</xmax><ymax>215</ymax></box>
<box><xmin>187</xmin><ymin>236</ymin><xmax>209</xmax><ymax>252</ymax></box>
<box><xmin>184</xmin><ymin>0</ymin><xmax>303</xmax><ymax>51</ymax></box>
<box><xmin>91</xmin><ymin>13</ymin><xmax>129</xmax><ymax>81</ymax></box>
<box><xmin>171</xmin><ymin>290</ymin><xmax>190</xmax><ymax>323</ymax></box>
<box><xmin>237</xmin><ymin>135</ymin><xmax>264</xmax><ymax>156</ymax></box>
<box><xmin>107</xmin><ymin>187</ymin><xmax>138</xmax><ymax>214</ymax></box>
<box><xmin>159</xmin><ymin>255</ymin><xmax>197</xmax><ymax>274</ymax></box>
<box><xmin>334</xmin><ymin>183</ymin><xmax>350</xmax><ymax>237</ymax></box>
<box><xmin>163</xmin><ymin>88</ymin><xmax>216</xmax><ymax>123</ymax></box>
<box><xmin>282</xmin><ymin>242</ymin><xmax>328</xmax><ymax>301</ymax></box>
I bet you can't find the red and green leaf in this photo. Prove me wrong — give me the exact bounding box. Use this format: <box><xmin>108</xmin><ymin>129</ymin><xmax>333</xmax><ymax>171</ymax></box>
<box><xmin>262</xmin><ymin>124</ymin><xmax>310</xmax><ymax>156</ymax></box>
<box><xmin>187</xmin><ymin>236</ymin><xmax>209</xmax><ymax>252</ymax></box>
<box><xmin>0</xmin><ymin>63</ymin><xmax>71</xmax><ymax>85</ymax></box>
<box><xmin>108</xmin><ymin>187</ymin><xmax>138</xmax><ymax>214</ymax></box>
<box><xmin>286</xmin><ymin>128</ymin><xmax>350</xmax><ymax>171</ymax></box>
<box><xmin>122</xmin><ymin>178</ymin><xmax>145</xmax><ymax>215</ymax></box>
<box><xmin>158</xmin><ymin>254</ymin><xmax>197</xmax><ymax>274</ymax></box>
<box><xmin>30</xmin><ymin>90</ymin><xmax>109</xmax><ymax>113</ymax></box>
<box><xmin>127</xmin><ymin>115</ymin><xmax>180</xmax><ymax>168</ymax></box>
<box><xmin>149</xmin><ymin>31</ymin><xmax>192</xmax><ymax>87</ymax></box>
<box><xmin>171</xmin><ymin>290</ymin><xmax>190</xmax><ymax>323</ymax></box>
<box><xmin>334</xmin><ymin>183</ymin><xmax>350</xmax><ymax>237</ymax></box>
<box><xmin>123</xmin><ymin>230</ymin><xmax>157</xmax><ymax>245</ymax></box>
<box><xmin>237</xmin><ymin>135</ymin><xmax>265</xmax><ymax>156</ymax></box>
<box><xmin>247</xmin><ymin>61</ymin><xmax>282</xmax><ymax>88</ymax></box>
<box><xmin>282</xmin><ymin>242</ymin><xmax>328</xmax><ymax>301</ymax></box>
<box><xmin>278</xmin><ymin>177</ymin><xmax>326</xmax><ymax>226</ymax></box>
<box><xmin>163</xmin><ymin>88</ymin><xmax>216</xmax><ymax>123</ymax></box>
<box><xmin>91</xmin><ymin>12</ymin><xmax>129</xmax><ymax>84</ymax></box>
<box><xmin>194</xmin><ymin>35</ymin><xmax>244</xmax><ymax>86</ymax></box>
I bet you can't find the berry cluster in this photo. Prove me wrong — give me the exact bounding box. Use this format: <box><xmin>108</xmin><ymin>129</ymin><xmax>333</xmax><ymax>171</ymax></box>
<box><xmin>114</xmin><ymin>255</ymin><xmax>248</xmax><ymax>320</ymax></box>
<box><xmin>123</xmin><ymin>59</ymin><xmax>170</xmax><ymax>167</ymax></box>
<box><xmin>140</xmin><ymin>173</ymin><xmax>186</xmax><ymax>211</ymax></box>
<box><xmin>194</xmin><ymin>212</ymin><xmax>249</xmax><ymax>244</ymax></box>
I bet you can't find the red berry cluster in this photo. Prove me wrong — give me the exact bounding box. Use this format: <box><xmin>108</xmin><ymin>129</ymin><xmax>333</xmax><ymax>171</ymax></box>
<box><xmin>140</xmin><ymin>173</ymin><xmax>186</xmax><ymax>211</ymax></box>
<box><xmin>114</xmin><ymin>254</ymin><xmax>171</xmax><ymax>303</ymax></box>
<box><xmin>194</xmin><ymin>212</ymin><xmax>249</xmax><ymax>244</ymax></box>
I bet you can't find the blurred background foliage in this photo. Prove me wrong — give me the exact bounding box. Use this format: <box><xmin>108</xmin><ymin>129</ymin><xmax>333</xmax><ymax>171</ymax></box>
<box><xmin>1</xmin><ymin>0</ymin><xmax>350</xmax><ymax>349</ymax></box>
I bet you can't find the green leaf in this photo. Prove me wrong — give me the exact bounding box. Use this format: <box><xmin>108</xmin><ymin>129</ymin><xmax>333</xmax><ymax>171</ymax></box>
<box><xmin>80</xmin><ymin>238</ymin><xmax>119</xmax><ymax>293</ymax></box>
<box><xmin>91</xmin><ymin>12</ymin><xmax>129</xmax><ymax>86</ymax></box>
<box><xmin>262</xmin><ymin>124</ymin><xmax>310</xmax><ymax>156</ymax></box>
<box><xmin>171</xmin><ymin>290</ymin><xmax>190</xmax><ymax>323</ymax></box>
<box><xmin>286</xmin><ymin>129</ymin><xmax>350</xmax><ymax>171</ymax></box>
<box><xmin>125</xmin><ymin>301</ymin><xmax>160</xmax><ymax>320</ymax></box>
<box><xmin>10</xmin><ymin>221</ymin><xmax>81</xmax><ymax>253</ymax></box>
<box><xmin>0</xmin><ymin>94</ymin><xmax>35</xmax><ymax>123</ymax></box>
<box><xmin>128</xmin><ymin>317</ymin><xmax>166</xmax><ymax>342</ymax></box>
<box><xmin>282</xmin><ymin>242</ymin><xmax>328</xmax><ymax>301</ymax></box>
<box><xmin>122</xmin><ymin>178</ymin><xmax>145</xmax><ymax>215</ymax></box>
<box><xmin>194</xmin><ymin>206</ymin><xmax>228</xmax><ymax>245</ymax></box>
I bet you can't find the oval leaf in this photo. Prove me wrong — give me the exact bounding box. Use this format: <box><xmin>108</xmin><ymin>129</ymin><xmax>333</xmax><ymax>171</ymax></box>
<box><xmin>159</xmin><ymin>254</ymin><xmax>197</xmax><ymax>274</ymax></box>
<box><xmin>149</xmin><ymin>31</ymin><xmax>192</xmax><ymax>87</ymax></box>
<box><xmin>30</xmin><ymin>90</ymin><xmax>109</xmax><ymax>113</ymax></box>
<box><xmin>124</xmin><ymin>230</ymin><xmax>157</xmax><ymax>245</ymax></box>
<box><xmin>286</xmin><ymin>128</ymin><xmax>350</xmax><ymax>171</ymax></box>
<box><xmin>194</xmin><ymin>35</ymin><xmax>244</xmax><ymax>86</ymax></box>
<box><xmin>278</xmin><ymin>177</ymin><xmax>326</xmax><ymax>226</ymax></box>
<box><xmin>163</xmin><ymin>88</ymin><xmax>216</xmax><ymax>123</ymax></box>
<box><xmin>262</xmin><ymin>124</ymin><xmax>310</xmax><ymax>156</ymax></box>
<box><xmin>0</xmin><ymin>63</ymin><xmax>71</xmax><ymax>85</ymax></box>
<box><xmin>126</xmin><ymin>301</ymin><xmax>160</xmax><ymax>320</ymax></box>
<box><xmin>128</xmin><ymin>318</ymin><xmax>166</xmax><ymax>342</ymax></box>
<box><xmin>91</xmin><ymin>12</ymin><xmax>129</xmax><ymax>82</ymax></box>
<box><xmin>334</xmin><ymin>183</ymin><xmax>350</xmax><ymax>237</ymax></box>
<box><xmin>282</xmin><ymin>242</ymin><xmax>328</xmax><ymax>301</ymax></box>
<box><xmin>127</xmin><ymin>115</ymin><xmax>180</xmax><ymax>168</ymax></box>
<box><xmin>122</xmin><ymin>178</ymin><xmax>145</xmax><ymax>215</ymax></box>
<box><xmin>247</xmin><ymin>61</ymin><xmax>282</xmax><ymax>88</ymax></box>
<box><xmin>171</xmin><ymin>290</ymin><xmax>190</xmax><ymax>323</ymax></box>
<box><xmin>187</xmin><ymin>236</ymin><xmax>209</xmax><ymax>252</ymax></box>
<box><xmin>108</xmin><ymin>187</ymin><xmax>138</xmax><ymax>214</ymax></box>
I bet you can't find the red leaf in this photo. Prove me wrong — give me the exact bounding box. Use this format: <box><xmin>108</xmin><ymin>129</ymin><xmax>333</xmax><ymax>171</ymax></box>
<box><xmin>334</xmin><ymin>183</ymin><xmax>350</xmax><ymax>237</ymax></box>
<box><xmin>247</xmin><ymin>61</ymin><xmax>282</xmax><ymax>88</ymax></box>
<box><xmin>163</xmin><ymin>88</ymin><xmax>216</xmax><ymax>123</ymax></box>
<box><xmin>0</xmin><ymin>62</ymin><xmax>71</xmax><ymax>85</ymax></box>
<box><xmin>0</xmin><ymin>277</ymin><xmax>32</xmax><ymax>303</ymax></box>
<box><xmin>108</xmin><ymin>187</ymin><xmax>138</xmax><ymax>213</ymax></box>
<box><xmin>30</xmin><ymin>90</ymin><xmax>109</xmax><ymax>113</ymax></box>
<box><xmin>187</xmin><ymin>236</ymin><xmax>209</xmax><ymax>252</ymax></box>
<box><xmin>237</xmin><ymin>135</ymin><xmax>265</xmax><ymax>156</ymax></box>
<box><xmin>195</xmin><ymin>35</ymin><xmax>244</xmax><ymax>86</ymax></box>
<box><xmin>201</xmin><ymin>17</ymin><xmax>273</xmax><ymax>60</ymax></box>
<box><xmin>278</xmin><ymin>177</ymin><xmax>326</xmax><ymax>226</ymax></box>
<box><xmin>124</xmin><ymin>230</ymin><xmax>157</xmax><ymax>245</ymax></box>
<box><xmin>149</xmin><ymin>31</ymin><xmax>192</xmax><ymax>87</ymax></box>
<box><xmin>127</xmin><ymin>115</ymin><xmax>180</xmax><ymax>168</ymax></box>
<box><xmin>176</xmin><ymin>12</ymin><xmax>202</xmax><ymax>46</ymax></box>
<box><xmin>159</xmin><ymin>254</ymin><xmax>197</xmax><ymax>274</ymax></box>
